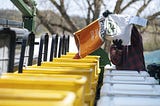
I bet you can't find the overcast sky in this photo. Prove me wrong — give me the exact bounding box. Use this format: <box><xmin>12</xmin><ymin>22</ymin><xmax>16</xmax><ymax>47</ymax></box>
<box><xmin>0</xmin><ymin>0</ymin><xmax>160</xmax><ymax>18</ymax></box>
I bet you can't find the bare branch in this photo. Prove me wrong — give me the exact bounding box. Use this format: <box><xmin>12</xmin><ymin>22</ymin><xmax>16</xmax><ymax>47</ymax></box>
<box><xmin>86</xmin><ymin>6</ymin><xmax>91</xmax><ymax>25</ymax></box>
<box><xmin>114</xmin><ymin>0</ymin><xmax>123</xmax><ymax>13</ymax></box>
<box><xmin>50</xmin><ymin>0</ymin><xmax>78</xmax><ymax>32</ymax></box>
<box><xmin>147</xmin><ymin>11</ymin><xmax>160</xmax><ymax>21</ymax></box>
<box><xmin>86</xmin><ymin>0</ymin><xmax>94</xmax><ymax>14</ymax></box>
<box><xmin>36</xmin><ymin>9</ymin><xmax>56</xmax><ymax>34</ymax></box>
<box><xmin>60</xmin><ymin>0</ymin><xmax>64</xmax><ymax>8</ymax></box>
<box><xmin>73</xmin><ymin>0</ymin><xmax>84</xmax><ymax>11</ymax></box>
<box><xmin>23</xmin><ymin>0</ymin><xmax>33</xmax><ymax>8</ymax></box>
<box><xmin>86</xmin><ymin>0</ymin><xmax>94</xmax><ymax>24</ymax></box>
<box><xmin>101</xmin><ymin>0</ymin><xmax>106</xmax><ymax>7</ymax></box>
<box><xmin>49</xmin><ymin>0</ymin><xmax>61</xmax><ymax>11</ymax></box>
<box><xmin>50</xmin><ymin>23</ymin><xmax>72</xmax><ymax>33</ymax></box>
<box><xmin>136</xmin><ymin>0</ymin><xmax>151</xmax><ymax>16</ymax></box>
<box><xmin>93</xmin><ymin>0</ymin><xmax>102</xmax><ymax>21</ymax></box>
<box><xmin>121</xmin><ymin>0</ymin><xmax>138</xmax><ymax>13</ymax></box>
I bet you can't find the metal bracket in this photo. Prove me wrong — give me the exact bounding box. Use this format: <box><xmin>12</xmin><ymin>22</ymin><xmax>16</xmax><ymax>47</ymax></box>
<box><xmin>37</xmin><ymin>33</ymin><xmax>49</xmax><ymax>66</ymax></box>
<box><xmin>18</xmin><ymin>32</ymin><xmax>35</xmax><ymax>73</ymax></box>
<box><xmin>0</xmin><ymin>28</ymin><xmax>16</xmax><ymax>73</ymax></box>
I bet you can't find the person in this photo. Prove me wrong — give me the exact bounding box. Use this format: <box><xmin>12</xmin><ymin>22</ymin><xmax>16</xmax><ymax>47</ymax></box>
<box><xmin>110</xmin><ymin>25</ymin><xmax>146</xmax><ymax>71</ymax></box>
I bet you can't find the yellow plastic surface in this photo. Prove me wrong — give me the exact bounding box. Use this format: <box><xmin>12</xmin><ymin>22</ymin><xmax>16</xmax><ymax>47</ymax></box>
<box><xmin>85</xmin><ymin>89</ymin><xmax>95</xmax><ymax>106</ymax></box>
<box><xmin>91</xmin><ymin>81</ymin><xmax>98</xmax><ymax>93</ymax></box>
<box><xmin>0</xmin><ymin>73</ymin><xmax>86</xmax><ymax>106</ymax></box>
<box><xmin>0</xmin><ymin>100</ymin><xmax>73</xmax><ymax>106</ymax></box>
<box><xmin>66</xmin><ymin>52</ymin><xmax>77</xmax><ymax>55</ymax></box>
<box><xmin>61</xmin><ymin>54</ymin><xmax>100</xmax><ymax>74</ymax></box>
<box><xmin>66</xmin><ymin>52</ymin><xmax>100</xmax><ymax>59</ymax></box>
<box><xmin>41</xmin><ymin>62</ymin><xmax>98</xmax><ymax>81</ymax></box>
<box><xmin>61</xmin><ymin>54</ymin><xmax>100</xmax><ymax>60</ymax></box>
<box><xmin>24</xmin><ymin>65</ymin><xmax>97</xmax><ymax>82</ymax></box>
<box><xmin>0</xmin><ymin>88</ymin><xmax>76</xmax><ymax>106</ymax></box>
<box><xmin>53</xmin><ymin>58</ymin><xmax>98</xmax><ymax>63</ymax></box>
<box><xmin>22</xmin><ymin>67</ymin><xmax>92</xmax><ymax>93</ymax></box>
<box><xmin>53</xmin><ymin>58</ymin><xmax>100</xmax><ymax>75</ymax></box>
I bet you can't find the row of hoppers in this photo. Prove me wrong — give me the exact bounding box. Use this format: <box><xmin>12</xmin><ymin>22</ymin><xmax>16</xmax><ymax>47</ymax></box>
<box><xmin>97</xmin><ymin>68</ymin><xmax>160</xmax><ymax>106</ymax></box>
<box><xmin>0</xmin><ymin>52</ymin><xmax>101</xmax><ymax>106</ymax></box>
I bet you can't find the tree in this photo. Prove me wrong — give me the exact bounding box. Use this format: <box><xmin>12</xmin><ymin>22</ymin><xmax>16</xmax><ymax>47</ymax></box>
<box><xmin>24</xmin><ymin>0</ymin><xmax>160</xmax><ymax>51</ymax></box>
<box><xmin>24</xmin><ymin>0</ymin><xmax>160</xmax><ymax>34</ymax></box>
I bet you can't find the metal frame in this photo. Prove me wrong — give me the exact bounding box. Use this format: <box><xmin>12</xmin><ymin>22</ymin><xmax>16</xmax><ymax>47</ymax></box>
<box><xmin>54</xmin><ymin>34</ymin><xmax>58</xmax><ymax>58</ymax></box>
<box><xmin>18</xmin><ymin>32</ymin><xmax>35</xmax><ymax>73</ymax></box>
<box><xmin>27</xmin><ymin>32</ymin><xmax>35</xmax><ymax>66</ymax></box>
<box><xmin>0</xmin><ymin>28</ymin><xmax>16</xmax><ymax>73</ymax></box>
<box><xmin>37</xmin><ymin>33</ymin><xmax>49</xmax><ymax>66</ymax></box>
<box><xmin>65</xmin><ymin>35</ymin><xmax>70</xmax><ymax>52</ymax></box>
<box><xmin>62</xmin><ymin>35</ymin><xmax>66</xmax><ymax>55</ymax></box>
<box><xmin>50</xmin><ymin>34</ymin><xmax>58</xmax><ymax>61</ymax></box>
<box><xmin>10</xmin><ymin>0</ymin><xmax>36</xmax><ymax>32</ymax></box>
<box><xmin>58</xmin><ymin>36</ymin><xmax>63</xmax><ymax>58</ymax></box>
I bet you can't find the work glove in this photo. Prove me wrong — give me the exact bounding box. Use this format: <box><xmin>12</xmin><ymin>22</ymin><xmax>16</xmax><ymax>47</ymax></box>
<box><xmin>112</xmin><ymin>39</ymin><xmax>123</xmax><ymax>49</ymax></box>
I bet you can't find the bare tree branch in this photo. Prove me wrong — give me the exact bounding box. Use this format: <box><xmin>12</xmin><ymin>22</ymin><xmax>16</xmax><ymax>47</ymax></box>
<box><xmin>23</xmin><ymin>0</ymin><xmax>34</xmax><ymax>8</ymax></box>
<box><xmin>72</xmin><ymin>0</ymin><xmax>83</xmax><ymax>15</ymax></box>
<box><xmin>140</xmin><ymin>11</ymin><xmax>160</xmax><ymax>35</ymax></box>
<box><xmin>50</xmin><ymin>23</ymin><xmax>72</xmax><ymax>32</ymax></box>
<box><xmin>93</xmin><ymin>0</ymin><xmax>102</xmax><ymax>21</ymax></box>
<box><xmin>86</xmin><ymin>0</ymin><xmax>94</xmax><ymax>15</ymax></box>
<box><xmin>121</xmin><ymin>0</ymin><xmax>138</xmax><ymax>13</ymax></box>
<box><xmin>86</xmin><ymin>6</ymin><xmax>91</xmax><ymax>25</ymax></box>
<box><xmin>36</xmin><ymin>9</ymin><xmax>56</xmax><ymax>34</ymax></box>
<box><xmin>114</xmin><ymin>0</ymin><xmax>123</xmax><ymax>13</ymax></box>
<box><xmin>136</xmin><ymin>0</ymin><xmax>151</xmax><ymax>16</ymax></box>
<box><xmin>147</xmin><ymin>11</ymin><xmax>160</xmax><ymax>21</ymax></box>
<box><xmin>86</xmin><ymin>0</ymin><xmax>94</xmax><ymax>24</ymax></box>
<box><xmin>101</xmin><ymin>0</ymin><xmax>106</xmax><ymax>8</ymax></box>
<box><xmin>50</xmin><ymin>0</ymin><xmax>78</xmax><ymax>32</ymax></box>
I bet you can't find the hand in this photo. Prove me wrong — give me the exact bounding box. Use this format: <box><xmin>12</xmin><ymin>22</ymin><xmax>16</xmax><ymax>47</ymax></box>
<box><xmin>112</xmin><ymin>39</ymin><xmax>123</xmax><ymax>49</ymax></box>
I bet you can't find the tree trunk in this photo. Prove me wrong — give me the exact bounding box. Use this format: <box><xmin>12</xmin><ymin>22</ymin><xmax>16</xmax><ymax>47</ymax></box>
<box><xmin>114</xmin><ymin>0</ymin><xmax>123</xmax><ymax>13</ymax></box>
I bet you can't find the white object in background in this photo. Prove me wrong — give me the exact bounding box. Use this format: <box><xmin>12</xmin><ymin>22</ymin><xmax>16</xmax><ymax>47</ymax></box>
<box><xmin>103</xmin><ymin>76</ymin><xmax>158</xmax><ymax>85</ymax></box>
<box><xmin>97</xmin><ymin>96</ymin><xmax>160</xmax><ymax>106</ymax></box>
<box><xmin>129</xmin><ymin>16</ymin><xmax>147</xmax><ymax>27</ymax></box>
<box><xmin>100</xmin><ymin>83</ymin><xmax>160</xmax><ymax>96</ymax></box>
<box><xmin>69</xmin><ymin>36</ymin><xmax>78</xmax><ymax>52</ymax></box>
<box><xmin>104</xmin><ymin>64</ymin><xmax>116</xmax><ymax>70</ymax></box>
<box><xmin>103</xmin><ymin>70</ymin><xmax>149</xmax><ymax>77</ymax></box>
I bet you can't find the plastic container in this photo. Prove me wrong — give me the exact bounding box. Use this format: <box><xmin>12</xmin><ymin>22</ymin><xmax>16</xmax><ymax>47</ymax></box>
<box><xmin>23</xmin><ymin>66</ymin><xmax>97</xmax><ymax>93</ymax></box>
<box><xmin>101</xmin><ymin>83</ymin><xmax>160</xmax><ymax>96</ymax></box>
<box><xmin>103</xmin><ymin>76</ymin><xmax>159</xmax><ymax>85</ymax></box>
<box><xmin>0</xmin><ymin>88</ymin><xmax>76</xmax><ymax>106</ymax></box>
<box><xmin>41</xmin><ymin>62</ymin><xmax>98</xmax><ymax>81</ymax></box>
<box><xmin>61</xmin><ymin>54</ymin><xmax>100</xmax><ymax>74</ymax></box>
<box><xmin>104</xmin><ymin>70</ymin><xmax>149</xmax><ymax>77</ymax></box>
<box><xmin>63</xmin><ymin>53</ymin><xmax>100</xmax><ymax>65</ymax></box>
<box><xmin>97</xmin><ymin>96</ymin><xmax>160</xmax><ymax>106</ymax></box>
<box><xmin>41</xmin><ymin>62</ymin><xmax>99</xmax><ymax>89</ymax></box>
<box><xmin>85</xmin><ymin>89</ymin><xmax>95</xmax><ymax>106</ymax></box>
<box><xmin>66</xmin><ymin>52</ymin><xmax>77</xmax><ymax>55</ymax></box>
<box><xmin>53</xmin><ymin>58</ymin><xmax>100</xmax><ymax>75</ymax></box>
<box><xmin>61</xmin><ymin>54</ymin><xmax>100</xmax><ymax>61</ymax></box>
<box><xmin>22</xmin><ymin>67</ymin><xmax>92</xmax><ymax>94</ymax></box>
<box><xmin>0</xmin><ymin>73</ymin><xmax>86</xmax><ymax>106</ymax></box>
